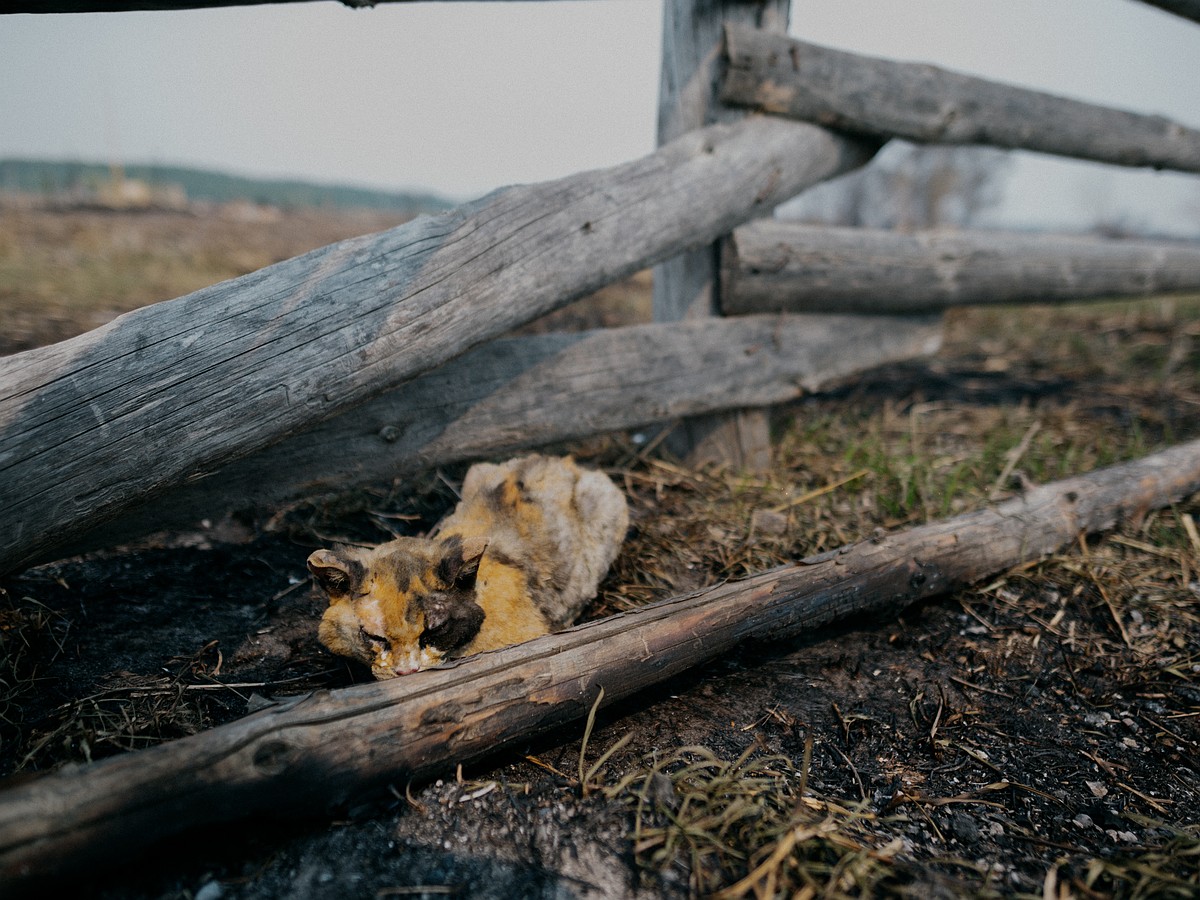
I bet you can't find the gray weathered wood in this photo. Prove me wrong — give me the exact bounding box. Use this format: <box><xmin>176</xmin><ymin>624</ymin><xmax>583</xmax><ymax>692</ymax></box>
<box><xmin>5</xmin><ymin>436</ymin><xmax>1200</xmax><ymax>893</ymax></box>
<box><xmin>1137</xmin><ymin>0</ymin><xmax>1200</xmax><ymax>24</ymax></box>
<box><xmin>721</xmin><ymin>221</ymin><xmax>1200</xmax><ymax>315</ymax></box>
<box><xmin>4</xmin><ymin>0</ymin><xmax>578</xmax><ymax>12</ymax></box>
<box><xmin>653</xmin><ymin>0</ymin><xmax>801</xmax><ymax>471</ymax></box>
<box><xmin>721</xmin><ymin>25</ymin><xmax>1200</xmax><ymax>173</ymax></box>
<box><xmin>0</xmin><ymin>116</ymin><xmax>875</xmax><ymax>578</ymax></box>
<box><xmin>55</xmin><ymin>314</ymin><xmax>943</xmax><ymax>560</ymax></box>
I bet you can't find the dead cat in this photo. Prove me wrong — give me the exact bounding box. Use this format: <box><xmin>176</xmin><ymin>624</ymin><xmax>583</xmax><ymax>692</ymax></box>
<box><xmin>308</xmin><ymin>454</ymin><xmax>628</xmax><ymax>679</ymax></box>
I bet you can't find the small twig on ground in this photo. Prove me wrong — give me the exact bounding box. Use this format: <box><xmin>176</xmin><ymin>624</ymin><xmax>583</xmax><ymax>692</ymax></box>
<box><xmin>769</xmin><ymin>468</ymin><xmax>870</xmax><ymax>514</ymax></box>
<box><xmin>1181</xmin><ymin>513</ymin><xmax>1200</xmax><ymax>556</ymax></box>
<box><xmin>989</xmin><ymin>419</ymin><xmax>1041</xmax><ymax>499</ymax></box>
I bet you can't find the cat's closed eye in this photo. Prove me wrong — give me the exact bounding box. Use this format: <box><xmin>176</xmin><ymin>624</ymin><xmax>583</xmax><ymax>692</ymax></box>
<box><xmin>311</xmin><ymin>454</ymin><xmax>627</xmax><ymax>678</ymax></box>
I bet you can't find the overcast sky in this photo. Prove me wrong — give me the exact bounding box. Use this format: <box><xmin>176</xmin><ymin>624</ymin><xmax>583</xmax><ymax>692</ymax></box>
<box><xmin>2</xmin><ymin>0</ymin><xmax>1198</xmax><ymax>235</ymax></box>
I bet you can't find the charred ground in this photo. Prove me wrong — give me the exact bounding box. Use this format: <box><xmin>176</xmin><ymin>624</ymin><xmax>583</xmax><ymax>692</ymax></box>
<box><xmin>1</xmin><ymin>203</ymin><xmax>1198</xmax><ymax>898</ymax></box>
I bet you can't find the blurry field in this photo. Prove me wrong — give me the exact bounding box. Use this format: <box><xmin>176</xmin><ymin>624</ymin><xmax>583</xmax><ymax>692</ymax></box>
<box><xmin>0</xmin><ymin>198</ymin><xmax>416</xmax><ymax>354</ymax></box>
<box><xmin>0</xmin><ymin>196</ymin><xmax>653</xmax><ymax>355</ymax></box>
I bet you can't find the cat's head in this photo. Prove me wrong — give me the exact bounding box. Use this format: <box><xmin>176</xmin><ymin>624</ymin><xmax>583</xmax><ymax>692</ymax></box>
<box><xmin>307</xmin><ymin>535</ymin><xmax>487</xmax><ymax>679</ymax></box>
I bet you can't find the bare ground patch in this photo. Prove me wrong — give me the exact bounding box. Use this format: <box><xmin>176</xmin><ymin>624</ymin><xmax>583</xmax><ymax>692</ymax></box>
<box><xmin>1</xmin><ymin>206</ymin><xmax>1198</xmax><ymax>898</ymax></box>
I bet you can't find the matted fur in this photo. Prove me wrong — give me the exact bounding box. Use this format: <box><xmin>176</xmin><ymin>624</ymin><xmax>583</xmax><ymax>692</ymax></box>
<box><xmin>308</xmin><ymin>455</ymin><xmax>628</xmax><ymax>679</ymax></box>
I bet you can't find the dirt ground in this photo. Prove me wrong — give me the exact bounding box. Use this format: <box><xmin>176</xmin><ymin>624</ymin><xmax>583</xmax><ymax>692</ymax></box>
<box><xmin>1</xmin><ymin>203</ymin><xmax>1198</xmax><ymax>899</ymax></box>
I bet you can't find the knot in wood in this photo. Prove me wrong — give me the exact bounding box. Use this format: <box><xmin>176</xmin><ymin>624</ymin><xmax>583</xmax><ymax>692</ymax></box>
<box><xmin>908</xmin><ymin>559</ymin><xmax>943</xmax><ymax>594</ymax></box>
<box><xmin>252</xmin><ymin>738</ymin><xmax>296</xmax><ymax>776</ymax></box>
<box><xmin>378</xmin><ymin>425</ymin><xmax>401</xmax><ymax>444</ymax></box>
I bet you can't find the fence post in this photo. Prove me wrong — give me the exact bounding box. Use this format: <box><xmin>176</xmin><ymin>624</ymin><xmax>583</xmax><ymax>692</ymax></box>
<box><xmin>653</xmin><ymin>0</ymin><xmax>790</xmax><ymax>471</ymax></box>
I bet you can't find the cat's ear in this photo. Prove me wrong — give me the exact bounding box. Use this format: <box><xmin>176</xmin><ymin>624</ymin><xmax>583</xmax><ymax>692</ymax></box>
<box><xmin>307</xmin><ymin>549</ymin><xmax>363</xmax><ymax>600</ymax></box>
<box><xmin>437</xmin><ymin>535</ymin><xmax>488</xmax><ymax>590</ymax></box>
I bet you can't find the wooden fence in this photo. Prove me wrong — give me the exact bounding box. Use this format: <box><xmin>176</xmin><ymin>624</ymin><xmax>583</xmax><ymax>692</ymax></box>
<box><xmin>2</xmin><ymin>0</ymin><xmax>1199</xmax><ymax>576</ymax></box>
<box><xmin>2</xmin><ymin>0</ymin><xmax>1200</xmax><ymax>887</ymax></box>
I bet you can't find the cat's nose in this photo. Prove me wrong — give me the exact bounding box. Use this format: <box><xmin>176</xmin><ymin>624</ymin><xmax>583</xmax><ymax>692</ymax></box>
<box><xmin>393</xmin><ymin>665</ymin><xmax>419</xmax><ymax>676</ymax></box>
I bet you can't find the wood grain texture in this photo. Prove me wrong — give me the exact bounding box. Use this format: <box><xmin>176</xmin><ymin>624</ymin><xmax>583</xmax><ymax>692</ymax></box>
<box><xmin>653</xmin><ymin>0</ymin><xmax>802</xmax><ymax>470</ymax></box>
<box><xmin>721</xmin><ymin>221</ymin><xmax>1200</xmax><ymax>315</ymax></box>
<box><xmin>55</xmin><ymin>314</ymin><xmax>944</xmax><ymax>561</ymax></box>
<box><xmin>5</xmin><ymin>437</ymin><xmax>1200</xmax><ymax>893</ymax></box>
<box><xmin>0</xmin><ymin>116</ymin><xmax>875</xmax><ymax>578</ymax></box>
<box><xmin>721</xmin><ymin>25</ymin><xmax>1200</xmax><ymax>173</ymax></box>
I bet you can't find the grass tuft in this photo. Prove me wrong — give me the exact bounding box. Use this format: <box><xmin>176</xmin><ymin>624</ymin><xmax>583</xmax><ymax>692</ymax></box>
<box><xmin>609</xmin><ymin>744</ymin><xmax>901</xmax><ymax>898</ymax></box>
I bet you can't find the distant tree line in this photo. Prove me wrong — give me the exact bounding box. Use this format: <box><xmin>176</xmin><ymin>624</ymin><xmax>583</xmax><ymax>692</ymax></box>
<box><xmin>780</xmin><ymin>142</ymin><xmax>1012</xmax><ymax>231</ymax></box>
<box><xmin>0</xmin><ymin>158</ymin><xmax>453</xmax><ymax>214</ymax></box>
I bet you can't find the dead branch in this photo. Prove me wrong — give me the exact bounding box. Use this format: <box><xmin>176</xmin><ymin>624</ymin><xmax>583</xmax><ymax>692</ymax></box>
<box><xmin>4</xmin><ymin>437</ymin><xmax>1200</xmax><ymax>892</ymax></box>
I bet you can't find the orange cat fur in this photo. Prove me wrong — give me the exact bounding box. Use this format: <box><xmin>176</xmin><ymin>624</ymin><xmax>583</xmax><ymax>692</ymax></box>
<box><xmin>307</xmin><ymin>454</ymin><xmax>628</xmax><ymax>679</ymax></box>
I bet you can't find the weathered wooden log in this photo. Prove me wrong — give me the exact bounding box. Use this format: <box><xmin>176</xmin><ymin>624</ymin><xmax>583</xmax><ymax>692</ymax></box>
<box><xmin>0</xmin><ymin>116</ymin><xmax>875</xmax><ymax>579</ymax></box>
<box><xmin>5</xmin><ymin>0</ymin><xmax>579</xmax><ymax>12</ymax></box>
<box><xmin>652</xmin><ymin>0</ymin><xmax>796</xmax><ymax>471</ymax></box>
<box><xmin>721</xmin><ymin>221</ymin><xmax>1200</xmax><ymax>316</ymax></box>
<box><xmin>5</xmin><ymin>437</ymin><xmax>1200</xmax><ymax>893</ymax></box>
<box><xmin>721</xmin><ymin>24</ymin><xmax>1200</xmax><ymax>174</ymax></box>
<box><xmin>1137</xmin><ymin>0</ymin><xmax>1200</xmax><ymax>24</ymax></box>
<box><xmin>55</xmin><ymin>314</ymin><xmax>943</xmax><ymax>561</ymax></box>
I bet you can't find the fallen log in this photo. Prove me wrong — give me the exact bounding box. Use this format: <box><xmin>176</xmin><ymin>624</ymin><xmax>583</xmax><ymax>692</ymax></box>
<box><xmin>5</xmin><ymin>437</ymin><xmax>1200</xmax><ymax>893</ymax></box>
<box><xmin>56</xmin><ymin>313</ymin><xmax>943</xmax><ymax>561</ymax></box>
<box><xmin>721</xmin><ymin>24</ymin><xmax>1200</xmax><ymax>174</ymax></box>
<box><xmin>0</xmin><ymin>116</ymin><xmax>875</xmax><ymax>578</ymax></box>
<box><xmin>721</xmin><ymin>221</ymin><xmax>1200</xmax><ymax>316</ymax></box>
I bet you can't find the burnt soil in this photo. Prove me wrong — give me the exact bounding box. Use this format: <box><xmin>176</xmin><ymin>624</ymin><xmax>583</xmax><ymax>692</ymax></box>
<box><xmin>1</xmin><ymin>206</ymin><xmax>1198</xmax><ymax>899</ymax></box>
<box><xmin>5</xmin><ymin>351</ymin><xmax>1200</xmax><ymax>899</ymax></box>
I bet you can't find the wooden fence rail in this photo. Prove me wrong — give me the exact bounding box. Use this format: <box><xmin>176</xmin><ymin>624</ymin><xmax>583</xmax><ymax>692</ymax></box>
<box><xmin>1141</xmin><ymin>0</ymin><xmax>1200</xmax><ymax>23</ymax></box>
<box><xmin>5</xmin><ymin>436</ymin><xmax>1200</xmax><ymax>894</ymax></box>
<box><xmin>0</xmin><ymin>117</ymin><xmax>875</xmax><ymax>578</ymax></box>
<box><xmin>721</xmin><ymin>24</ymin><xmax>1200</xmax><ymax>173</ymax></box>
<box><xmin>721</xmin><ymin>221</ymin><xmax>1200</xmax><ymax>316</ymax></box>
<box><xmin>53</xmin><ymin>314</ymin><xmax>941</xmax><ymax>561</ymax></box>
<box><xmin>6</xmin><ymin>0</ymin><xmax>566</xmax><ymax>12</ymax></box>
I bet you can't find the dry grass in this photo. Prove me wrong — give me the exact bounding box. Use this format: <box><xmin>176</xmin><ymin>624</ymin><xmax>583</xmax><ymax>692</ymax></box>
<box><xmin>607</xmin><ymin>744</ymin><xmax>898</xmax><ymax>898</ymax></box>
<box><xmin>604</xmin><ymin>740</ymin><xmax>1199</xmax><ymax>900</ymax></box>
<box><xmin>0</xmin><ymin>588</ymin><xmax>68</xmax><ymax>739</ymax></box>
<box><xmin>572</xmin><ymin>295</ymin><xmax>1200</xmax><ymax>898</ymax></box>
<box><xmin>582</xmin><ymin>455</ymin><xmax>1200</xmax><ymax>896</ymax></box>
<box><xmin>3</xmin><ymin>202</ymin><xmax>1199</xmax><ymax>896</ymax></box>
<box><xmin>12</xmin><ymin>641</ymin><xmax>221</xmax><ymax>770</ymax></box>
<box><xmin>0</xmin><ymin>198</ymin><xmax>412</xmax><ymax>354</ymax></box>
